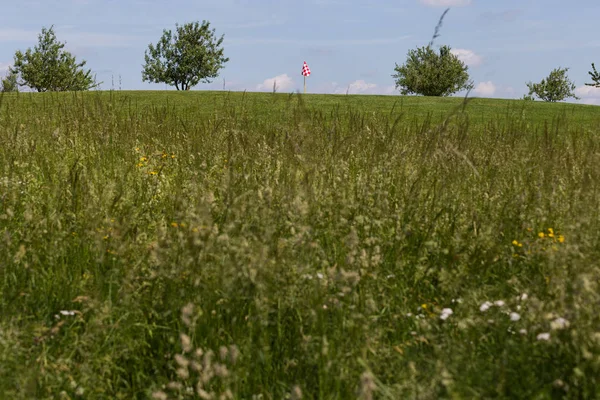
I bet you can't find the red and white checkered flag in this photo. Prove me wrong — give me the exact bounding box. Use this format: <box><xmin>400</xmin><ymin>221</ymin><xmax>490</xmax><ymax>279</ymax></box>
<box><xmin>301</xmin><ymin>61</ymin><xmax>311</xmax><ymax>77</ymax></box>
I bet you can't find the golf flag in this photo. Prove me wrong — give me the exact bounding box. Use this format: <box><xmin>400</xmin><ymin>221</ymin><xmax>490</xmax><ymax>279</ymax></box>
<box><xmin>302</xmin><ymin>61</ymin><xmax>311</xmax><ymax>77</ymax></box>
<box><xmin>302</xmin><ymin>61</ymin><xmax>311</xmax><ymax>93</ymax></box>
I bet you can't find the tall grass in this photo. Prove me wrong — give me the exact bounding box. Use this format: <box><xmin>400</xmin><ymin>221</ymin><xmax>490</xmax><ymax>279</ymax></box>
<box><xmin>1</xmin><ymin>91</ymin><xmax>600</xmax><ymax>399</ymax></box>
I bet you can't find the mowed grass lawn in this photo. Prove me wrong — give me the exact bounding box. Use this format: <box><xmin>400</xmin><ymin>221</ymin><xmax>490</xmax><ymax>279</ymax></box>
<box><xmin>1</xmin><ymin>91</ymin><xmax>600</xmax><ymax>399</ymax></box>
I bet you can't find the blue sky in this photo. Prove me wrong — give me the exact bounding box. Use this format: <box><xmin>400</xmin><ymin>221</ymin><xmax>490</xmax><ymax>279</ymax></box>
<box><xmin>1</xmin><ymin>0</ymin><xmax>600</xmax><ymax>104</ymax></box>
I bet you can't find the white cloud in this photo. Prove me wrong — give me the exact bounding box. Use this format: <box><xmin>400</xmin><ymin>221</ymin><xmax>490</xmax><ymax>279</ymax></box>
<box><xmin>0</xmin><ymin>63</ymin><xmax>11</xmax><ymax>73</ymax></box>
<box><xmin>333</xmin><ymin>80</ymin><xmax>396</xmax><ymax>95</ymax></box>
<box><xmin>574</xmin><ymin>85</ymin><xmax>600</xmax><ymax>99</ymax></box>
<box><xmin>473</xmin><ymin>81</ymin><xmax>496</xmax><ymax>97</ymax></box>
<box><xmin>420</xmin><ymin>0</ymin><xmax>472</xmax><ymax>7</ymax></box>
<box><xmin>256</xmin><ymin>74</ymin><xmax>294</xmax><ymax>92</ymax></box>
<box><xmin>348</xmin><ymin>80</ymin><xmax>377</xmax><ymax>94</ymax></box>
<box><xmin>450</xmin><ymin>49</ymin><xmax>483</xmax><ymax>67</ymax></box>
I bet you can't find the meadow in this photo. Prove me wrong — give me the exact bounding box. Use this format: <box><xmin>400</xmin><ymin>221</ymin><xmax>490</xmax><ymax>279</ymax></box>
<box><xmin>1</xmin><ymin>90</ymin><xmax>600</xmax><ymax>399</ymax></box>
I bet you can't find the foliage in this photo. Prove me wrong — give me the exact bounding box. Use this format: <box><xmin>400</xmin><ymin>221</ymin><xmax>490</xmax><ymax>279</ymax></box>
<box><xmin>526</xmin><ymin>67</ymin><xmax>579</xmax><ymax>102</ymax></box>
<box><xmin>142</xmin><ymin>21</ymin><xmax>229</xmax><ymax>91</ymax></box>
<box><xmin>1</xmin><ymin>92</ymin><xmax>600</xmax><ymax>398</ymax></box>
<box><xmin>586</xmin><ymin>63</ymin><xmax>600</xmax><ymax>88</ymax></box>
<box><xmin>10</xmin><ymin>26</ymin><xmax>98</xmax><ymax>92</ymax></box>
<box><xmin>0</xmin><ymin>72</ymin><xmax>18</xmax><ymax>93</ymax></box>
<box><xmin>392</xmin><ymin>45</ymin><xmax>472</xmax><ymax>96</ymax></box>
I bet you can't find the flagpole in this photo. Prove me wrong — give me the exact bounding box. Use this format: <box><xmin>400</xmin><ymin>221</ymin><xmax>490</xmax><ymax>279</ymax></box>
<box><xmin>304</xmin><ymin>75</ymin><xmax>306</xmax><ymax>94</ymax></box>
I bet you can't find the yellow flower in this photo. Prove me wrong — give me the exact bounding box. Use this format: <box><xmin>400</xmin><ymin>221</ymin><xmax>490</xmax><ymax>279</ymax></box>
<box><xmin>135</xmin><ymin>147</ymin><xmax>140</xmax><ymax>152</ymax></box>
<box><xmin>171</xmin><ymin>154</ymin><xmax>176</xmax><ymax>159</ymax></box>
<box><xmin>136</xmin><ymin>163</ymin><xmax>144</xmax><ymax>168</ymax></box>
<box><xmin>140</xmin><ymin>156</ymin><xmax>148</xmax><ymax>162</ymax></box>
<box><xmin>149</xmin><ymin>171</ymin><xmax>158</xmax><ymax>175</ymax></box>
<box><xmin>421</xmin><ymin>304</ymin><xmax>427</xmax><ymax>309</ymax></box>
<box><xmin>548</xmin><ymin>228</ymin><xmax>554</xmax><ymax>235</ymax></box>
<box><xmin>171</xmin><ymin>222</ymin><xmax>179</xmax><ymax>228</ymax></box>
<box><xmin>512</xmin><ymin>240</ymin><xmax>519</xmax><ymax>246</ymax></box>
<box><xmin>538</xmin><ymin>232</ymin><xmax>545</xmax><ymax>238</ymax></box>
<box><xmin>558</xmin><ymin>235</ymin><xmax>565</xmax><ymax>243</ymax></box>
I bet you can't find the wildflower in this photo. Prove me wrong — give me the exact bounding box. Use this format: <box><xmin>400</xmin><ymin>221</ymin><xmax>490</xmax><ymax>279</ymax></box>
<box><xmin>547</xmin><ymin>228</ymin><xmax>555</xmax><ymax>238</ymax></box>
<box><xmin>59</xmin><ymin>310</ymin><xmax>76</xmax><ymax>316</ymax></box>
<box><xmin>140</xmin><ymin>156</ymin><xmax>148</xmax><ymax>162</ymax></box>
<box><xmin>440</xmin><ymin>308</ymin><xmax>453</xmax><ymax>321</ymax></box>
<box><xmin>149</xmin><ymin>171</ymin><xmax>158</xmax><ymax>175</ymax></box>
<box><xmin>519</xmin><ymin>293</ymin><xmax>528</xmax><ymax>301</ymax></box>
<box><xmin>480</xmin><ymin>301</ymin><xmax>493</xmax><ymax>312</ymax></box>
<box><xmin>550</xmin><ymin>317</ymin><xmax>570</xmax><ymax>330</ymax></box>
<box><xmin>538</xmin><ymin>232</ymin><xmax>545</xmax><ymax>238</ymax></box>
<box><xmin>512</xmin><ymin>240</ymin><xmax>523</xmax><ymax>247</ymax></box>
<box><xmin>406</xmin><ymin>313</ymin><xmax>413</xmax><ymax>317</ymax></box>
<box><xmin>136</xmin><ymin>162</ymin><xmax>144</xmax><ymax>168</ymax></box>
<box><xmin>519</xmin><ymin>329</ymin><xmax>527</xmax><ymax>335</ymax></box>
<box><xmin>171</xmin><ymin>222</ymin><xmax>179</xmax><ymax>228</ymax></box>
<box><xmin>537</xmin><ymin>332</ymin><xmax>551</xmax><ymax>341</ymax></box>
<box><xmin>494</xmin><ymin>300</ymin><xmax>505</xmax><ymax>307</ymax></box>
<box><xmin>316</xmin><ymin>273</ymin><xmax>324</xmax><ymax>280</ymax></box>
<box><xmin>558</xmin><ymin>235</ymin><xmax>565</xmax><ymax>243</ymax></box>
<box><xmin>135</xmin><ymin>147</ymin><xmax>140</xmax><ymax>152</ymax></box>
<box><xmin>421</xmin><ymin>304</ymin><xmax>427</xmax><ymax>310</ymax></box>
<box><xmin>510</xmin><ymin>312</ymin><xmax>521</xmax><ymax>322</ymax></box>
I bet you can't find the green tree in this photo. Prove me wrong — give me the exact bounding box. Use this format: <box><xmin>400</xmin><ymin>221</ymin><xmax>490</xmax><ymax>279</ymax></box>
<box><xmin>11</xmin><ymin>26</ymin><xmax>98</xmax><ymax>92</ymax></box>
<box><xmin>586</xmin><ymin>63</ymin><xmax>600</xmax><ymax>88</ymax></box>
<box><xmin>526</xmin><ymin>67</ymin><xmax>579</xmax><ymax>102</ymax></box>
<box><xmin>142</xmin><ymin>21</ymin><xmax>229</xmax><ymax>91</ymax></box>
<box><xmin>0</xmin><ymin>71</ymin><xmax>18</xmax><ymax>93</ymax></box>
<box><xmin>392</xmin><ymin>45</ymin><xmax>472</xmax><ymax>96</ymax></box>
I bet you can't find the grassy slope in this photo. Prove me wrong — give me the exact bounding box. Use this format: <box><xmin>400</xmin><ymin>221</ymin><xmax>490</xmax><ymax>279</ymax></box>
<box><xmin>4</xmin><ymin>90</ymin><xmax>600</xmax><ymax>128</ymax></box>
<box><xmin>1</xmin><ymin>91</ymin><xmax>600</xmax><ymax>399</ymax></box>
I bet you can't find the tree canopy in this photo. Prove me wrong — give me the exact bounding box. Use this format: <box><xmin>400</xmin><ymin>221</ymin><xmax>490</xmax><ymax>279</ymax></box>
<box><xmin>1</xmin><ymin>72</ymin><xmax>18</xmax><ymax>93</ymax></box>
<box><xmin>142</xmin><ymin>21</ymin><xmax>229</xmax><ymax>91</ymax></box>
<box><xmin>11</xmin><ymin>26</ymin><xmax>98</xmax><ymax>92</ymax></box>
<box><xmin>392</xmin><ymin>45</ymin><xmax>472</xmax><ymax>97</ymax></box>
<box><xmin>586</xmin><ymin>63</ymin><xmax>600</xmax><ymax>88</ymax></box>
<box><xmin>526</xmin><ymin>67</ymin><xmax>579</xmax><ymax>102</ymax></box>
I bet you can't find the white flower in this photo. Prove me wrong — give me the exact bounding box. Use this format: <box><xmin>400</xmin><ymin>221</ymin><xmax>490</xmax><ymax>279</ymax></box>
<box><xmin>494</xmin><ymin>300</ymin><xmax>505</xmax><ymax>307</ymax></box>
<box><xmin>480</xmin><ymin>301</ymin><xmax>493</xmax><ymax>312</ymax></box>
<box><xmin>520</xmin><ymin>293</ymin><xmax>528</xmax><ymax>301</ymax></box>
<box><xmin>519</xmin><ymin>329</ymin><xmax>527</xmax><ymax>335</ymax></box>
<box><xmin>440</xmin><ymin>308</ymin><xmax>453</xmax><ymax>320</ymax></box>
<box><xmin>59</xmin><ymin>310</ymin><xmax>76</xmax><ymax>316</ymax></box>
<box><xmin>550</xmin><ymin>317</ymin><xmax>570</xmax><ymax>330</ymax></box>
<box><xmin>406</xmin><ymin>313</ymin><xmax>413</xmax><ymax>317</ymax></box>
<box><xmin>316</xmin><ymin>273</ymin><xmax>324</xmax><ymax>280</ymax></box>
<box><xmin>537</xmin><ymin>332</ymin><xmax>551</xmax><ymax>341</ymax></box>
<box><xmin>510</xmin><ymin>312</ymin><xmax>521</xmax><ymax>322</ymax></box>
